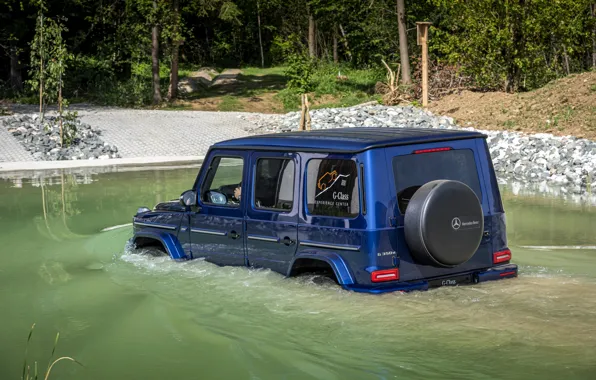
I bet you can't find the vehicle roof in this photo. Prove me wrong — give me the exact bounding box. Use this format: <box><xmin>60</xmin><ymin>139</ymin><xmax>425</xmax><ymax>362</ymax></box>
<box><xmin>213</xmin><ymin>127</ymin><xmax>486</xmax><ymax>153</ymax></box>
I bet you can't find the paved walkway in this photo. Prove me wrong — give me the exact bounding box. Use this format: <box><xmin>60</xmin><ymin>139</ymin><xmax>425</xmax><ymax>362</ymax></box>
<box><xmin>0</xmin><ymin>126</ymin><xmax>34</xmax><ymax>162</ymax></box>
<box><xmin>78</xmin><ymin>108</ymin><xmax>250</xmax><ymax>157</ymax></box>
<box><xmin>0</xmin><ymin>106</ymin><xmax>252</xmax><ymax>170</ymax></box>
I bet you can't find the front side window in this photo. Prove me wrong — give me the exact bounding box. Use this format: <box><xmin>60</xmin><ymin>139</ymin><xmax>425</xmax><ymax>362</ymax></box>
<box><xmin>307</xmin><ymin>159</ymin><xmax>359</xmax><ymax>218</ymax></box>
<box><xmin>202</xmin><ymin>156</ymin><xmax>244</xmax><ymax>206</ymax></box>
<box><xmin>254</xmin><ymin>158</ymin><xmax>295</xmax><ymax>211</ymax></box>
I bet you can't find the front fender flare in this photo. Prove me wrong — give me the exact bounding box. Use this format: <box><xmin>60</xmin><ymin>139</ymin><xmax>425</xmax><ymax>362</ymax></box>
<box><xmin>288</xmin><ymin>251</ymin><xmax>354</xmax><ymax>285</ymax></box>
<box><xmin>132</xmin><ymin>230</ymin><xmax>187</xmax><ymax>260</ymax></box>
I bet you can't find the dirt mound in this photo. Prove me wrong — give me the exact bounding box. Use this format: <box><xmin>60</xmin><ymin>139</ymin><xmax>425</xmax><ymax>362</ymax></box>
<box><xmin>429</xmin><ymin>72</ymin><xmax>596</xmax><ymax>139</ymax></box>
<box><xmin>178</xmin><ymin>67</ymin><xmax>219</xmax><ymax>94</ymax></box>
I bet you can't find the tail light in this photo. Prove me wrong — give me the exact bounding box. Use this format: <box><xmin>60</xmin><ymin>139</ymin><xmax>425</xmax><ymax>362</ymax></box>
<box><xmin>493</xmin><ymin>249</ymin><xmax>512</xmax><ymax>264</ymax></box>
<box><xmin>413</xmin><ymin>147</ymin><xmax>452</xmax><ymax>154</ymax></box>
<box><xmin>371</xmin><ymin>269</ymin><xmax>399</xmax><ymax>283</ymax></box>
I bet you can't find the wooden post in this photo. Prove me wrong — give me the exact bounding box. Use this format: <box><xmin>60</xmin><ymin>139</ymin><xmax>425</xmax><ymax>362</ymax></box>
<box><xmin>299</xmin><ymin>94</ymin><xmax>306</xmax><ymax>131</ymax></box>
<box><xmin>305</xmin><ymin>94</ymin><xmax>311</xmax><ymax>131</ymax></box>
<box><xmin>416</xmin><ymin>22</ymin><xmax>432</xmax><ymax>107</ymax></box>
<box><xmin>299</xmin><ymin>94</ymin><xmax>311</xmax><ymax>131</ymax></box>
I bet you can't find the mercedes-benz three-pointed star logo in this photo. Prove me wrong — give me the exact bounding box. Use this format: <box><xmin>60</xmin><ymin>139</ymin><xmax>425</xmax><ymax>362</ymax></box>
<box><xmin>451</xmin><ymin>217</ymin><xmax>461</xmax><ymax>230</ymax></box>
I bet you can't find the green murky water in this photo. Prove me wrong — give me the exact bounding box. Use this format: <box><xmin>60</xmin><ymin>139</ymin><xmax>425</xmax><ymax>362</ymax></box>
<box><xmin>1</xmin><ymin>166</ymin><xmax>595</xmax><ymax>380</ymax></box>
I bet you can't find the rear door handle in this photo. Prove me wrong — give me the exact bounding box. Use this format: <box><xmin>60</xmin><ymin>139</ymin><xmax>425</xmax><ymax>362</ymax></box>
<box><xmin>282</xmin><ymin>236</ymin><xmax>295</xmax><ymax>246</ymax></box>
<box><xmin>229</xmin><ymin>230</ymin><xmax>241</xmax><ymax>240</ymax></box>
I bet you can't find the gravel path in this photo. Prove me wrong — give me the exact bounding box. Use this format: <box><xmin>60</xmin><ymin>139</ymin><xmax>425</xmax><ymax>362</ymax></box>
<box><xmin>1</xmin><ymin>106</ymin><xmax>251</xmax><ymax>162</ymax></box>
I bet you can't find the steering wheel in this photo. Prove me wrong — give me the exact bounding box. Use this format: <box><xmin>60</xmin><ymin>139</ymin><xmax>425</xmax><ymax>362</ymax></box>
<box><xmin>217</xmin><ymin>184</ymin><xmax>240</xmax><ymax>204</ymax></box>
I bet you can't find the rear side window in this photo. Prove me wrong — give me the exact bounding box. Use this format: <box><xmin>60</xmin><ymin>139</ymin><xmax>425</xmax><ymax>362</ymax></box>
<box><xmin>254</xmin><ymin>158</ymin><xmax>295</xmax><ymax>211</ymax></box>
<box><xmin>393</xmin><ymin>149</ymin><xmax>482</xmax><ymax>214</ymax></box>
<box><xmin>307</xmin><ymin>159</ymin><xmax>359</xmax><ymax>218</ymax></box>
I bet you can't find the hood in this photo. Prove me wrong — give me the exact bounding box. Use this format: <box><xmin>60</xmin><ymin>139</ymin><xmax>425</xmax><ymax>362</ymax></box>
<box><xmin>154</xmin><ymin>200</ymin><xmax>186</xmax><ymax>212</ymax></box>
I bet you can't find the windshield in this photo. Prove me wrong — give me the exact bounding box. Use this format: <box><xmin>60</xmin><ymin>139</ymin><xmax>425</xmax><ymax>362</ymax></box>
<box><xmin>392</xmin><ymin>149</ymin><xmax>482</xmax><ymax>214</ymax></box>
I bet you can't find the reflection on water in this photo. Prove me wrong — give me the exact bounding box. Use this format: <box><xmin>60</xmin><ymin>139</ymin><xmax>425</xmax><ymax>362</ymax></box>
<box><xmin>0</xmin><ymin>167</ymin><xmax>595</xmax><ymax>380</ymax></box>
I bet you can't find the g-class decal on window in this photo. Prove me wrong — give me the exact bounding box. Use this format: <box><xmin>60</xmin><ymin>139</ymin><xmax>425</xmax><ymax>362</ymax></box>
<box><xmin>307</xmin><ymin>159</ymin><xmax>359</xmax><ymax>217</ymax></box>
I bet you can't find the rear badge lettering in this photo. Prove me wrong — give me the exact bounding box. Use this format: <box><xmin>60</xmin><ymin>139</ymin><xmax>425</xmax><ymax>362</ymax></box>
<box><xmin>451</xmin><ymin>217</ymin><xmax>480</xmax><ymax>231</ymax></box>
<box><xmin>377</xmin><ymin>251</ymin><xmax>396</xmax><ymax>257</ymax></box>
<box><xmin>442</xmin><ymin>279</ymin><xmax>457</xmax><ymax>286</ymax></box>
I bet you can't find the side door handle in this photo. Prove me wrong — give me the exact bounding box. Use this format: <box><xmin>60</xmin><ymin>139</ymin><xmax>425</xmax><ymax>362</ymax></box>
<box><xmin>282</xmin><ymin>236</ymin><xmax>295</xmax><ymax>246</ymax></box>
<box><xmin>229</xmin><ymin>230</ymin><xmax>241</xmax><ymax>240</ymax></box>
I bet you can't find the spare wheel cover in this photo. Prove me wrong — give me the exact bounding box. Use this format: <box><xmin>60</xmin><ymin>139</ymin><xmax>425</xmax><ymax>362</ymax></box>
<box><xmin>404</xmin><ymin>180</ymin><xmax>484</xmax><ymax>267</ymax></box>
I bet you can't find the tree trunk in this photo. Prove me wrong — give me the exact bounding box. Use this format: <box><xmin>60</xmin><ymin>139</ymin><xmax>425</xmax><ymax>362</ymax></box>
<box><xmin>508</xmin><ymin>0</ymin><xmax>525</xmax><ymax>92</ymax></box>
<box><xmin>396</xmin><ymin>0</ymin><xmax>411</xmax><ymax>85</ymax></box>
<box><xmin>39</xmin><ymin>13</ymin><xmax>44</xmax><ymax>120</ymax></box>
<box><xmin>205</xmin><ymin>25</ymin><xmax>212</xmax><ymax>62</ymax></box>
<box><xmin>257</xmin><ymin>0</ymin><xmax>265</xmax><ymax>68</ymax></box>
<box><xmin>9</xmin><ymin>44</ymin><xmax>22</xmax><ymax>92</ymax></box>
<box><xmin>333</xmin><ymin>24</ymin><xmax>338</xmax><ymax>64</ymax></box>
<box><xmin>151</xmin><ymin>0</ymin><xmax>162</xmax><ymax>105</ymax></box>
<box><xmin>338</xmin><ymin>24</ymin><xmax>352</xmax><ymax>61</ymax></box>
<box><xmin>167</xmin><ymin>0</ymin><xmax>180</xmax><ymax>101</ymax></box>
<box><xmin>592</xmin><ymin>4</ymin><xmax>596</xmax><ymax>69</ymax></box>
<box><xmin>308</xmin><ymin>12</ymin><xmax>316</xmax><ymax>58</ymax></box>
<box><xmin>562</xmin><ymin>44</ymin><xmax>570</xmax><ymax>76</ymax></box>
<box><xmin>317</xmin><ymin>28</ymin><xmax>328</xmax><ymax>61</ymax></box>
<box><xmin>167</xmin><ymin>44</ymin><xmax>180</xmax><ymax>101</ymax></box>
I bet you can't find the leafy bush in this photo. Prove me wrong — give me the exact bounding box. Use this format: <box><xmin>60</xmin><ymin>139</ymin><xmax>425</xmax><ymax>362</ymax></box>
<box><xmin>96</xmin><ymin>75</ymin><xmax>153</xmax><ymax>107</ymax></box>
<box><xmin>429</xmin><ymin>0</ymin><xmax>593</xmax><ymax>91</ymax></box>
<box><xmin>270</xmin><ymin>33</ymin><xmax>305</xmax><ymax>64</ymax></box>
<box><xmin>284</xmin><ymin>54</ymin><xmax>315</xmax><ymax>93</ymax></box>
<box><xmin>310</xmin><ymin>63</ymin><xmax>384</xmax><ymax>96</ymax></box>
<box><xmin>67</xmin><ymin>60</ymin><xmax>170</xmax><ymax>107</ymax></box>
<box><xmin>66</xmin><ymin>56</ymin><xmax>117</xmax><ymax>98</ymax></box>
<box><xmin>275</xmin><ymin>88</ymin><xmax>302</xmax><ymax>110</ymax></box>
<box><xmin>61</xmin><ymin>109</ymin><xmax>79</xmax><ymax>146</ymax></box>
<box><xmin>276</xmin><ymin>63</ymin><xmax>383</xmax><ymax>112</ymax></box>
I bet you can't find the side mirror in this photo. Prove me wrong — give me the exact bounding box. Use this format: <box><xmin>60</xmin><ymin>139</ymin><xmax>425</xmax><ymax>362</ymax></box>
<box><xmin>179</xmin><ymin>190</ymin><xmax>197</xmax><ymax>207</ymax></box>
<box><xmin>206</xmin><ymin>191</ymin><xmax>228</xmax><ymax>205</ymax></box>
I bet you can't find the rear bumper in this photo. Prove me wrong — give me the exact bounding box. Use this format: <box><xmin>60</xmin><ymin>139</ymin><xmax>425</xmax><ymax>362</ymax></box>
<box><xmin>343</xmin><ymin>263</ymin><xmax>518</xmax><ymax>294</ymax></box>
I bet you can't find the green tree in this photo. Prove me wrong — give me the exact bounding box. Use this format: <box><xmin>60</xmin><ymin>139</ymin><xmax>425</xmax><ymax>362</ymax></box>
<box><xmin>430</xmin><ymin>0</ymin><xmax>594</xmax><ymax>91</ymax></box>
<box><xmin>27</xmin><ymin>0</ymin><xmax>75</xmax><ymax>144</ymax></box>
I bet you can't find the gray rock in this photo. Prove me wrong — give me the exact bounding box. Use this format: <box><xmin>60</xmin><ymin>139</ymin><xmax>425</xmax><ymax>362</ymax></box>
<box><xmin>2</xmin><ymin>114</ymin><xmax>121</xmax><ymax>162</ymax></box>
<box><xmin>238</xmin><ymin>103</ymin><xmax>596</xmax><ymax>196</ymax></box>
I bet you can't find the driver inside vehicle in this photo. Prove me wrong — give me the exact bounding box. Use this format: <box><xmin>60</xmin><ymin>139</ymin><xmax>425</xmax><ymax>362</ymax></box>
<box><xmin>207</xmin><ymin>183</ymin><xmax>242</xmax><ymax>205</ymax></box>
<box><xmin>233</xmin><ymin>185</ymin><xmax>241</xmax><ymax>201</ymax></box>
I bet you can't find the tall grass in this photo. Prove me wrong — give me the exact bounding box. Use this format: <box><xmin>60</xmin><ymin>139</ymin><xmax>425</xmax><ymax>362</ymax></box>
<box><xmin>276</xmin><ymin>63</ymin><xmax>384</xmax><ymax>111</ymax></box>
<box><xmin>22</xmin><ymin>324</ymin><xmax>82</xmax><ymax>380</ymax></box>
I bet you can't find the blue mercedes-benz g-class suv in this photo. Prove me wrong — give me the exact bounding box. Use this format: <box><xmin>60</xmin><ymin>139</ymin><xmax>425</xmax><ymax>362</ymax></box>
<box><xmin>131</xmin><ymin>127</ymin><xmax>517</xmax><ymax>293</ymax></box>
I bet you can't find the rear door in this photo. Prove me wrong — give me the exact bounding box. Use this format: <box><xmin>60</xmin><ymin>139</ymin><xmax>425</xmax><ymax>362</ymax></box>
<box><xmin>386</xmin><ymin>138</ymin><xmax>493</xmax><ymax>281</ymax></box>
<box><xmin>245</xmin><ymin>152</ymin><xmax>299</xmax><ymax>274</ymax></box>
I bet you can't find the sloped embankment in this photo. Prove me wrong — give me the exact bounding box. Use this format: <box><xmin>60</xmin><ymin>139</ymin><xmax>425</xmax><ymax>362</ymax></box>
<box><xmin>429</xmin><ymin>72</ymin><xmax>596</xmax><ymax>139</ymax></box>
